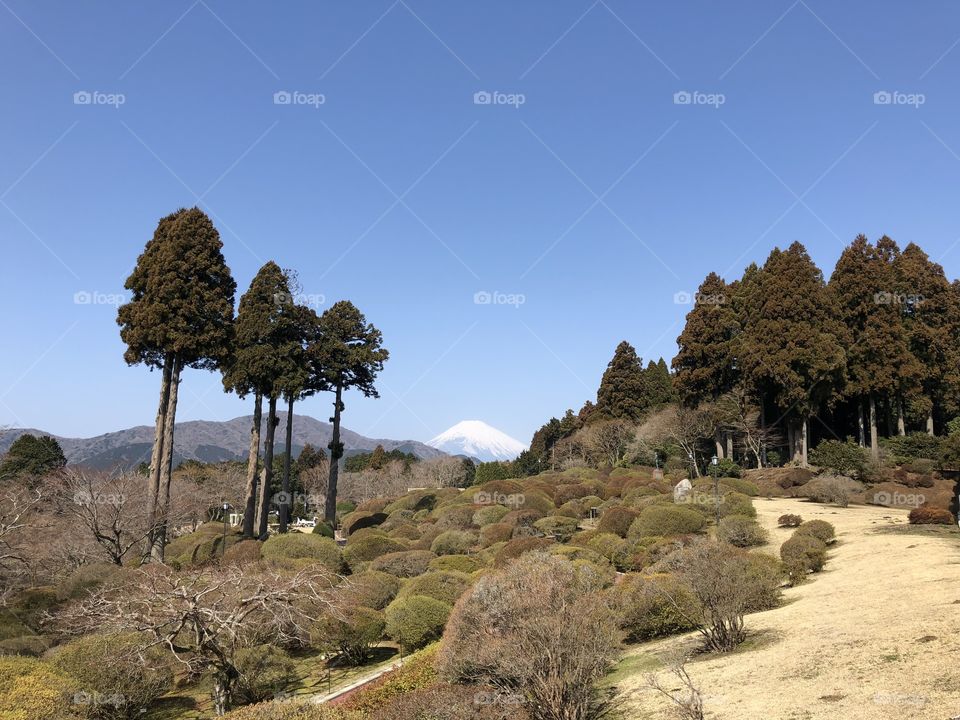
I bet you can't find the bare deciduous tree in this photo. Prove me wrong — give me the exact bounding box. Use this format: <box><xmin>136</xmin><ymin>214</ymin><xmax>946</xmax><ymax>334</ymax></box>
<box><xmin>647</xmin><ymin>661</ymin><xmax>705</xmax><ymax>720</ymax></box>
<box><xmin>0</xmin><ymin>484</ymin><xmax>43</xmax><ymax>601</ymax></box>
<box><xmin>580</xmin><ymin>419</ymin><xmax>635</xmax><ymax>467</ymax></box>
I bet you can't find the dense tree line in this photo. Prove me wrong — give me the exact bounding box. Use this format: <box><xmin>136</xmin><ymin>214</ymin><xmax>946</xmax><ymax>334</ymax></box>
<box><xmin>117</xmin><ymin>207</ymin><xmax>388</xmax><ymax>559</ymax></box>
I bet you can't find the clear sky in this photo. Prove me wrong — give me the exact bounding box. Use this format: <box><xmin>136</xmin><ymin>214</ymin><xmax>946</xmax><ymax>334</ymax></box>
<box><xmin>4</xmin><ymin>1</ymin><xmax>960</xmax><ymax>446</ymax></box>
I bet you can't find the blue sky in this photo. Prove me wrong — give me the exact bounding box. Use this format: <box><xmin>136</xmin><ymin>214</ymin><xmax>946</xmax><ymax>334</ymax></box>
<box><xmin>4</xmin><ymin>1</ymin><xmax>960</xmax><ymax>446</ymax></box>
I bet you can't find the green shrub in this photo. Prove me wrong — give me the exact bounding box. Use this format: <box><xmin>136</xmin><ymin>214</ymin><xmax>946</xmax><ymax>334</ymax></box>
<box><xmin>339</xmin><ymin>646</ymin><xmax>439</xmax><ymax>714</ymax></box>
<box><xmin>384</xmin><ymin>596</ymin><xmax>451</xmax><ymax>650</ymax></box>
<box><xmin>343</xmin><ymin>571</ymin><xmax>401</xmax><ymax>610</ymax></box>
<box><xmin>585</xmin><ymin>533</ymin><xmax>631</xmax><ymax>570</ymax></box>
<box><xmin>433</xmin><ymin>505</ymin><xmax>477</xmax><ymax>530</ymax></box>
<box><xmin>628</xmin><ymin>505</ymin><xmax>705</xmax><ymax>539</ymax></box>
<box><xmin>55</xmin><ymin>563</ymin><xmax>120</xmax><ymax>602</ymax></box>
<box><xmin>714</xmin><ymin>477</ymin><xmax>758</xmax><ymax>496</ymax></box>
<box><xmin>532</xmin><ymin>516</ymin><xmax>579</xmax><ymax>541</ymax></box>
<box><xmin>222</xmin><ymin>700</ymin><xmax>343</xmax><ymax>720</ymax></box>
<box><xmin>397</xmin><ymin>571</ymin><xmax>472</xmax><ymax>606</ymax></box>
<box><xmin>777</xmin><ymin>514</ymin><xmax>803</xmax><ymax>528</ymax></box>
<box><xmin>337</xmin><ymin>500</ymin><xmax>357</xmax><ymax>515</ymax></box>
<box><xmin>0</xmin><ymin>636</ymin><xmax>48</xmax><ymax>657</ymax></box>
<box><xmin>472</xmin><ymin>505</ymin><xmax>509</xmax><ymax>527</ymax></box>
<box><xmin>430</xmin><ymin>530</ymin><xmax>476</xmax><ymax>556</ymax></box>
<box><xmin>428</xmin><ymin>554</ymin><xmax>482</xmax><ymax>574</ymax></box>
<box><xmin>742</xmin><ymin>553</ymin><xmax>784</xmax><ymax>611</ymax></box>
<box><xmin>313</xmin><ymin>607</ymin><xmax>385</xmax><ymax>665</ymax></box>
<box><xmin>478</xmin><ymin>523</ymin><xmax>512</xmax><ymax>547</ymax></box>
<box><xmin>809</xmin><ymin>439</ymin><xmax>868</xmax><ymax>478</ymax></box>
<box><xmin>369</xmin><ymin>550</ymin><xmax>435</xmax><ymax>578</ymax></box>
<box><xmin>719</xmin><ymin>491</ymin><xmax>757</xmax><ymax>519</ymax></box>
<box><xmin>908</xmin><ymin>505</ymin><xmax>954</xmax><ymax>525</ymax></box>
<box><xmin>51</xmin><ymin>633</ymin><xmax>173</xmax><ymax>719</ymax></box>
<box><xmin>342</xmin><ymin>511</ymin><xmax>389</xmax><ymax>536</ymax></box>
<box><xmin>342</xmin><ymin>535</ymin><xmax>406</xmax><ymax>566</ymax></box>
<box><xmin>882</xmin><ymin>432</ymin><xmax>943</xmax><ymax>464</ymax></box>
<box><xmin>234</xmin><ymin>645</ymin><xmax>297</xmax><ymax>705</ymax></box>
<box><xmin>716</xmin><ymin>458</ymin><xmax>742</xmax><ymax>478</ymax></box>
<box><xmin>311</xmin><ymin>521</ymin><xmax>334</xmax><ymax>538</ymax></box>
<box><xmin>493</xmin><ymin>537</ymin><xmax>554</xmax><ymax>567</ymax></box>
<box><xmin>794</xmin><ymin>520</ymin><xmax>836</xmax><ymax>544</ymax></box>
<box><xmin>597</xmin><ymin>506</ymin><xmax>639</xmax><ymax>537</ymax></box>
<box><xmin>780</xmin><ymin>534</ymin><xmax>828</xmax><ymax>584</ymax></box>
<box><xmin>611</xmin><ymin>573</ymin><xmax>699</xmax><ymax>642</ymax></box>
<box><xmin>717</xmin><ymin>515</ymin><xmax>768</xmax><ymax>547</ymax></box>
<box><xmin>0</xmin><ymin>656</ymin><xmax>81</xmax><ymax>720</ymax></box>
<box><xmin>223</xmin><ymin>539</ymin><xmax>263</xmax><ymax>566</ymax></box>
<box><xmin>261</xmin><ymin>533</ymin><xmax>342</xmax><ymax>572</ymax></box>
<box><xmin>802</xmin><ymin>477</ymin><xmax>852</xmax><ymax>507</ymax></box>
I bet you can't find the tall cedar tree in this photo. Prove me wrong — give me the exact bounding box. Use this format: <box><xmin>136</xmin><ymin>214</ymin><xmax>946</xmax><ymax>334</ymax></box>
<box><xmin>891</xmin><ymin>243</ymin><xmax>960</xmax><ymax>433</ymax></box>
<box><xmin>0</xmin><ymin>434</ymin><xmax>66</xmax><ymax>484</ymax></box>
<box><xmin>221</xmin><ymin>262</ymin><xmax>298</xmax><ymax>539</ymax></box>
<box><xmin>595</xmin><ymin>341</ymin><xmax>648</xmax><ymax>422</ymax></box>
<box><xmin>117</xmin><ymin>208</ymin><xmax>235</xmax><ymax>560</ymax></box>
<box><xmin>738</xmin><ymin>242</ymin><xmax>845</xmax><ymax>465</ymax></box>
<box><xmin>828</xmin><ymin>236</ymin><xmax>920</xmax><ymax>456</ymax></box>
<box><xmin>673</xmin><ymin>273</ymin><xmax>740</xmax><ymax>405</ymax></box>
<box><xmin>309</xmin><ymin>301</ymin><xmax>388</xmax><ymax>526</ymax></box>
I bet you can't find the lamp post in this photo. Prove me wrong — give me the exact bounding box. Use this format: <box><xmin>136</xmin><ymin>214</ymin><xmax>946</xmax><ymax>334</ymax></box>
<box><xmin>710</xmin><ymin>455</ymin><xmax>720</xmax><ymax>526</ymax></box>
<box><xmin>221</xmin><ymin>502</ymin><xmax>231</xmax><ymax>559</ymax></box>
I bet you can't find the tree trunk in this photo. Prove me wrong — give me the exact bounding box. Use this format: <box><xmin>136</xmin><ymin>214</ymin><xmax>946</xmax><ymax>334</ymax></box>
<box><xmin>324</xmin><ymin>385</ymin><xmax>344</xmax><ymax>526</ymax></box>
<box><xmin>896</xmin><ymin>397</ymin><xmax>906</xmax><ymax>436</ymax></box>
<box><xmin>869</xmin><ymin>394</ymin><xmax>879</xmax><ymax>460</ymax></box>
<box><xmin>152</xmin><ymin>355</ymin><xmax>182</xmax><ymax>562</ymax></box>
<box><xmin>857</xmin><ymin>402</ymin><xmax>866</xmax><ymax>447</ymax></box>
<box><xmin>759</xmin><ymin>398</ymin><xmax>767</xmax><ymax>466</ymax></box>
<box><xmin>800</xmin><ymin>418</ymin><xmax>808</xmax><ymax>467</ymax></box>
<box><xmin>256</xmin><ymin>394</ymin><xmax>279</xmax><ymax>540</ymax></box>
<box><xmin>241</xmin><ymin>394</ymin><xmax>262</xmax><ymax>539</ymax></box>
<box><xmin>926</xmin><ymin>407</ymin><xmax>935</xmax><ymax>436</ymax></box>
<box><xmin>714</xmin><ymin>432</ymin><xmax>724</xmax><ymax>460</ymax></box>
<box><xmin>279</xmin><ymin>396</ymin><xmax>294</xmax><ymax>533</ymax></box>
<box><xmin>211</xmin><ymin>670</ymin><xmax>236</xmax><ymax>716</ymax></box>
<box><xmin>145</xmin><ymin>354</ymin><xmax>173</xmax><ymax>561</ymax></box>
<box><xmin>787</xmin><ymin>423</ymin><xmax>796</xmax><ymax>463</ymax></box>
<box><xmin>725</xmin><ymin>432</ymin><xmax>733</xmax><ymax>460</ymax></box>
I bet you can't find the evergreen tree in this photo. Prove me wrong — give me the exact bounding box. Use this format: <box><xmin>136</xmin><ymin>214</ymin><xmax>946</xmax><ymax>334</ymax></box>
<box><xmin>0</xmin><ymin>434</ymin><xmax>66</xmax><ymax>483</ymax></box>
<box><xmin>367</xmin><ymin>444</ymin><xmax>388</xmax><ymax>470</ymax></box>
<box><xmin>645</xmin><ymin>358</ymin><xmax>675</xmax><ymax>406</ymax></box>
<box><xmin>738</xmin><ymin>242</ymin><xmax>845</xmax><ymax>465</ymax></box>
<box><xmin>595</xmin><ymin>341</ymin><xmax>647</xmax><ymax>421</ymax></box>
<box><xmin>117</xmin><ymin>207</ymin><xmax>236</xmax><ymax>560</ymax></box>
<box><xmin>221</xmin><ymin>261</ymin><xmax>297</xmax><ymax>539</ymax></box>
<box><xmin>309</xmin><ymin>301</ymin><xmax>388</xmax><ymax>526</ymax></box>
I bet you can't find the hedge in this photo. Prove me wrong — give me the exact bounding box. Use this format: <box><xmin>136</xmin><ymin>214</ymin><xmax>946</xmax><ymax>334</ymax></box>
<box><xmin>627</xmin><ymin>505</ymin><xmax>706</xmax><ymax>539</ymax></box>
<box><xmin>384</xmin><ymin>596</ymin><xmax>451</xmax><ymax>650</ymax></box>
<box><xmin>261</xmin><ymin>533</ymin><xmax>342</xmax><ymax>572</ymax></box>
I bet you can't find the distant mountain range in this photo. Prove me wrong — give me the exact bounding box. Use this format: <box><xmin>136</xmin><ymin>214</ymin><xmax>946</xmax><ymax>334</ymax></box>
<box><xmin>0</xmin><ymin>414</ymin><xmax>446</xmax><ymax>471</ymax></box>
<box><xmin>427</xmin><ymin>420</ymin><xmax>527</xmax><ymax>462</ymax></box>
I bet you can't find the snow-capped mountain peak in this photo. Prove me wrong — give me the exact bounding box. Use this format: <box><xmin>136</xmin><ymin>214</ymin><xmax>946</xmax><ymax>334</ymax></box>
<box><xmin>427</xmin><ymin>420</ymin><xmax>526</xmax><ymax>462</ymax></box>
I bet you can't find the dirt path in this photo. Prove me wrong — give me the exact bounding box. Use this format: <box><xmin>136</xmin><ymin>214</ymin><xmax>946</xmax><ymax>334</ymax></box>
<box><xmin>617</xmin><ymin>498</ymin><xmax>960</xmax><ymax>720</ymax></box>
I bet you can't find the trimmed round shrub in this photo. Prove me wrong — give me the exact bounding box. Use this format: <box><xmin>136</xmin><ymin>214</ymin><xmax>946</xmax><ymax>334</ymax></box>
<box><xmin>384</xmin><ymin>595</ymin><xmax>451</xmax><ymax>651</ymax></box>
<box><xmin>369</xmin><ymin>550</ymin><xmax>435</xmax><ymax>578</ymax></box>
<box><xmin>586</xmin><ymin>533</ymin><xmax>630</xmax><ymax>570</ymax></box>
<box><xmin>410</xmin><ymin>525</ymin><xmax>444</xmax><ymax>551</ymax></box>
<box><xmin>51</xmin><ymin>633</ymin><xmax>173</xmax><ymax>718</ymax></box>
<box><xmin>342</xmin><ymin>535</ymin><xmax>407</xmax><ymax>566</ymax></box>
<box><xmin>337</xmin><ymin>500</ymin><xmax>357</xmax><ymax>515</ymax></box>
<box><xmin>628</xmin><ymin>505</ymin><xmax>706</xmax><ymax>539</ymax></box>
<box><xmin>717</xmin><ymin>515</ymin><xmax>769</xmax><ymax>548</ymax></box>
<box><xmin>472</xmin><ymin>505</ymin><xmax>509</xmax><ymax>527</ymax></box>
<box><xmin>479</xmin><ymin>523</ymin><xmax>512</xmax><ymax>547</ymax></box>
<box><xmin>500</xmin><ymin>509</ymin><xmax>544</xmax><ymax>529</ymax></box>
<box><xmin>311</xmin><ymin>521</ymin><xmax>334</xmax><ymax>538</ymax></box>
<box><xmin>794</xmin><ymin>520</ymin><xmax>836</xmax><ymax>544</ymax></box>
<box><xmin>532</xmin><ymin>516</ymin><xmax>578</xmax><ymax>541</ymax></box>
<box><xmin>0</xmin><ymin>635</ymin><xmax>49</xmax><ymax>657</ymax></box>
<box><xmin>718</xmin><ymin>491</ymin><xmax>756</xmax><ymax>519</ymax></box>
<box><xmin>234</xmin><ymin>645</ymin><xmax>297</xmax><ymax>704</ymax></box>
<box><xmin>313</xmin><ymin>607</ymin><xmax>385</xmax><ymax>665</ymax></box>
<box><xmin>223</xmin><ymin>539</ymin><xmax>263</xmax><ymax>566</ymax></box>
<box><xmin>387</xmin><ymin>523</ymin><xmax>422</xmax><ymax>541</ymax></box>
<box><xmin>344</xmin><ymin>571</ymin><xmax>402</xmax><ymax>610</ymax></box>
<box><xmin>611</xmin><ymin>573</ymin><xmax>699</xmax><ymax>642</ymax></box>
<box><xmin>777</xmin><ymin>514</ymin><xmax>803</xmax><ymax>528</ymax></box>
<box><xmin>428</xmin><ymin>554</ymin><xmax>482</xmax><ymax>574</ymax></box>
<box><xmin>398</xmin><ymin>571</ymin><xmax>472</xmax><ymax>606</ymax></box>
<box><xmin>383</xmin><ymin>491</ymin><xmax>437</xmax><ymax>515</ymax></box>
<box><xmin>743</xmin><ymin>553</ymin><xmax>784</xmax><ymax>611</ymax></box>
<box><xmin>598</xmin><ymin>506</ymin><xmax>639</xmax><ymax>537</ymax></box>
<box><xmin>430</xmin><ymin>530</ymin><xmax>476</xmax><ymax>556</ymax></box>
<box><xmin>55</xmin><ymin>563</ymin><xmax>120</xmax><ymax>602</ymax></box>
<box><xmin>0</xmin><ymin>656</ymin><xmax>81</xmax><ymax>719</ymax></box>
<box><xmin>780</xmin><ymin>534</ymin><xmax>828</xmax><ymax>584</ymax></box>
<box><xmin>357</xmin><ymin>498</ymin><xmax>391</xmax><ymax>513</ymax></box>
<box><xmin>433</xmin><ymin>505</ymin><xmax>478</xmax><ymax>530</ymax></box>
<box><xmin>493</xmin><ymin>537</ymin><xmax>553</xmax><ymax>567</ymax></box>
<box><xmin>342</xmin><ymin>511</ymin><xmax>389</xmax><ymax>536</ymax></box>
<box><xmin>553</xmin><ymin>483</ymin><xmax>593</xmax><ymax>506</ymax></box>
<box><xmin>908</xmin><ymin>506</ymin><xmax>954</xmax><ymax>525</ymax></box>
<box><xmin>262</xmin><ymin>533</ymin><xmax>342</xmax><ymax>572</ymax></box>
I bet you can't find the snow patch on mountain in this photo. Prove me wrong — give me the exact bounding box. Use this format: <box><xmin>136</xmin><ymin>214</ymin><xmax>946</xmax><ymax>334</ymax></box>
<box><xmin>427</xmin><ymin>420</ymin><xmax>527</xmax><ymax>462</ymax></box>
